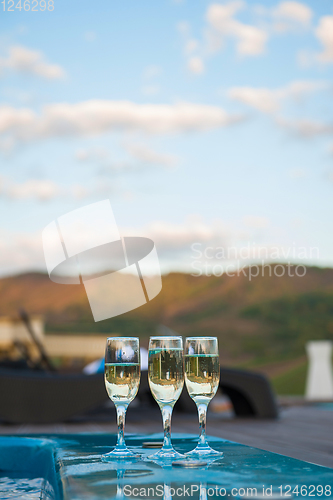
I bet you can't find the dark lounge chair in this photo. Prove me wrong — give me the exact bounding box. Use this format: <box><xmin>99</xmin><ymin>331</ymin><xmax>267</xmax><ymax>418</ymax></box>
<box><xmin>0</xmin><ymin>366</ymin><xmax>277</xmax><ymax>424</ymax></box>
<box><xmin>138</xmin><ymin>368</ymin><xmax>278</xmax><ymax>419</ymax></box>
<box><xmin>0</xmin><ymin>369</ymin><xmax>106</xmax><ymax>424</ymax></box>
<box><xmin>180</xmin><ymin>367</ymin><xmax>278</xmax><ymax>418</ymax></box>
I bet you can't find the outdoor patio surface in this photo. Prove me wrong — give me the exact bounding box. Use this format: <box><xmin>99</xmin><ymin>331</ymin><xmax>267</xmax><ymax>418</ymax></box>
<box><xmin>0</xmin><ymin>405</ymin><xmax>332</xmax><ymax>469</ymax></box>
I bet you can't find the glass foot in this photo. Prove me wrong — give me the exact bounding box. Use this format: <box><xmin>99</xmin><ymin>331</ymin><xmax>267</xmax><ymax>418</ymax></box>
<box><xmin>148</xmin><ymin>447</ymin><xmax>185</xmax><ymax>461</ymax></box>
<box><xmin>102</xmin><ymin>447</ymin><xmax>140</xmax><ymax>462</ymax></box>
<box><xmin>185</xmin><ymin>444</ymin><xmax>223</xmax><ymax>458</ymax></box>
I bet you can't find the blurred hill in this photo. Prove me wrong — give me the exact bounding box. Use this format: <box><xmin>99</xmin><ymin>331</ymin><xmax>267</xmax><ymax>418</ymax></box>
<box><xmin>1</xmin><ymin>265</ymin><xmax>333</xmax><ymax>394</ymax></box>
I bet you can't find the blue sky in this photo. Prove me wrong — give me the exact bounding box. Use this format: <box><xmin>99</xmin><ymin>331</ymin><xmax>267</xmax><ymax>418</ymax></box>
<box><xmin>1</xmin><ymin>0</ymin><xmax>333</xmax><ymax>276</ymax></box>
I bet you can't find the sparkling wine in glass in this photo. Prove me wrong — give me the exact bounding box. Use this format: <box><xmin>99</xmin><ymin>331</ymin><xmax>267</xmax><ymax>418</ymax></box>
<box><xmin>185</xmin><ymin>337</ymin><xmax>223</xmax><ymax>457</ymax></box>
<box><xmin>102</xmin><ymin>337</ymin><xmax>140</xmax><ymax>461</ymax></box>
<box><xmin>148</xmin><ymin>336</ymin><xmax>185</xmax><ymax>460</ymax></box>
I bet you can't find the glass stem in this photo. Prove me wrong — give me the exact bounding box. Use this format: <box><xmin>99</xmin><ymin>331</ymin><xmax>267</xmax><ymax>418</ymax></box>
<box><xmin>197</xmin><ymin>403</ymin><xmax>208</xmax><ymax>447</ymax></box>
<box><xmin>117</xmin><ymin>470</ymin><xmax>125</xmax><ymax>499</ymax></box>
<box><xmin>115</xmin><ymin>404</ymin><xmax>127</xmax><ymax>449</ymax></box>
<box><xmin>200</xmin><ymin>483</ymin><xmax>207</xmax><ymax>500</ymax></box>
<box><xmin>161</xmin><ymin>404</ymin><xmax>173</xmax><ymax>450</ymax></box>
<box><xmin>164</xmin><ymin>483</ymin><xmax>172</xmax><ymax>500</ymax></box>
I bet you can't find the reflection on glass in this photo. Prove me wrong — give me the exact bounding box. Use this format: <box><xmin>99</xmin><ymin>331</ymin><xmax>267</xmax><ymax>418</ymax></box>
<box><xmin>148</xmin><ymin>336</ymin><xmax>185</xmax><ymax>460</ymax></box>
<box><xmin>185</xmin><ymin>337</ymin><xmax>223</xmax><ymax>458</ymax></box>
<box><xmin>102</xmin><ymin>337</ymin><xmax>141</xmax><ymax>460</ymax></box>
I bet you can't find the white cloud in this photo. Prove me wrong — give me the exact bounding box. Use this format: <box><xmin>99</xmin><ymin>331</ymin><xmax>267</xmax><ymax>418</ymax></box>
<box><xmin>76</xmin><ymin>143</ymin><xmax>178</xmax><ymax>170</ymax></box>
<box><xmin>142</xmin><ymin>65</ymin><xmax>162</xmax><ymax>80</ymax></box>
<box><xmin>185</xmin><ymin>39</ymin><xmax>199</xmax><ymax>55</ymax></box>
<box><xmin>0</xmin><ymin>175</ymin><xmax>114</xmax><ymax>202</ymax></box>
<box><xmin>122</xmin><ymin>218</ymin><xmax>276</xmax><ymax>267</ymax></box>
<box><xmin>228</xmin><ymin>80</ymin><xmax>328</xmax><ymax>113</ymax></box>
<box><xmin>0</xmin><ymin>46</ymin><xmax>65</xmax><ymax>80</ymax></box>
<box><xmin>0</xmin><ymin>219</ymin><xmax>225</xmax><ymax>276</ymax></box>
<box><xmin>178</xmin><ymin>3</ymin><xmax>268</xmax><ymax>75</ymax></box>
<box><xmin>206</xmin><ymin>1</ymin><xmax>268</xmax><ymax>56</ymax></box>
<box><xmin>142</xmin><ymin>85</ymin><xmax>160</xmax><ymax>96</ymax></box>
<box><xmin>0</xmin><ymin>230</ymin><xmax>45</xmax><ymax>276</ymax></box>
<box><xmin>79</xmin><ymin>155</ymin><xmax>133</xmax><ymax>173</ymax></box>
<box><xmin>75</xmin><ymin>147</ymin><xmax>109</xmax><ymax>163</ymax></box>
<box><xmin>315</xmin><ymin>15</ymin><xmax>333</xmax><ymax>63</ymax></box>
<box><xmin>75</xmin><ymin>149</ymin><xmax>90</xmax><ymax>162</ymax></box>
<box><xmin>276</xmin><ymin>116</ymin><xmax>333</xmax><ymax>137</ymax></box>
<box><xmin>0</xmin><ymin>136</ymin><xmax>16</xmax><ymax>153</ymax></box>
<box><xmin>177</xmin><ymin>21</ymin><xmax>191</xmax><ymax>36</ymax></box>
<box><xmin>0</xmin><ymin>216</ymin><xmax>304</xmax><ymax>277</ymax></box>
<box><xmin>228</xmin><ymin>87</ymin><xmax>279</xmax><ymax>113</ymax></box>
<box><xmin>285</xmin><ymin>80</ymin><xmax>327</xmax><ymax>96</ymax></box>
<box><xmin>1</xmin><ymin>87</ymin><xmax>34</xmax><ymax>104</ymax></box>
<box><xmin>178</xmin><ymin>22</ymin><xmax>204</xmax><ymax>75</ymax></box>
<box><xmin>125</xmin><ymin>142</ymin><xmax>178</xmax><ymax>167</ymax></box>
<box><xmin>129</xmin><ymin>218</ymin><xmax>230</xmax><ymax>256</ymax></box>
<box><xmin>187</xmin><ymin>56</ymin><xmax>205</xmax><ymax>74</ymax></box>
<box><xmin>180</xmin><ymin>2</ymin><xmax>313</xmax><ymax>72</ymax></box>
<box><xmin>0</xmin><ymin>100</ymin><xmax>245</xmax><ymax>144</ymax></box>
<box><xmin>69</xmin><ymin>185</ymin><xmax>91</xmax><ymax>199</ymax></box>
<box><xmin>6</xmin><ymin>179</ymin><xmax>61</xmax><ymax>201</ymax></box>
<box><xmin>142</xmin><ymin>65</ymin><xmax>162</xmax><ymax>93</ymax></box>
<box><xmin>0</xmin><ymin>105</ymin><xmax>35</xmax><ymax>134</ymax></box>
<box><xmin>272</xmin><ymin>1</ymin><xmax>312</xmax><ymax>31</ymax></box>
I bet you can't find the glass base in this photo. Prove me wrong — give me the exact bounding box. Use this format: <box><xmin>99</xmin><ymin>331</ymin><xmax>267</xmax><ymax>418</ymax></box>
<box><xmin>102</xmin><ymin>447</ymin><xmax>140</xmax><ymax>462</ymax></box>
<box><xmin>185</xmin><ymin>444</ymin><xmax>223</xmax><ymax>458</ymax></box>
<box><xmin>148</xmin><ymin>447</ymin><xmax>185</xmax><ymax>461</ymax></box>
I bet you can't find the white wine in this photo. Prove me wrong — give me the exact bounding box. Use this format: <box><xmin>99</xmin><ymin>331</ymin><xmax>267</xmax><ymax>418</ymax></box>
<box><xmin>185</xmin><ymin>354</ymin><xmax>219</xmax><ymax>404</ymax></box>
<box><xmin>105</xmin><ymin>363</ymin><xmax>140</xmax><ymax>405</ymax></box>
<box><xmin>148</xmin><ymin>348</ymin><xmax>184</xmax><ymax>405</ymax></box>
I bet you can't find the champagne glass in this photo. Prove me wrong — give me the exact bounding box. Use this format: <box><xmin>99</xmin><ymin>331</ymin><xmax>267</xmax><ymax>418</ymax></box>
<box><xmin>102</xmin><ymin>337</ymin><xmax>140</xmax><ymax>460</ymax></box>
<box><xmin>184</xmin><ymin>337</ymin><xmax>223</xmax><ymax>457</ymax></box>
<box><xmin>148</xmin><ymin>336</ymin><xmax>185</xmax><ymax>460</ymax></box>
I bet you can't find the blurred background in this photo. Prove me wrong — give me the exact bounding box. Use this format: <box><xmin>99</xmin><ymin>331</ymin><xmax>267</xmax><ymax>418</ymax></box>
<box><xmin>1</xmin><ymin>0</ymin><xmax>333</xmax><ymax>398</ymax></box>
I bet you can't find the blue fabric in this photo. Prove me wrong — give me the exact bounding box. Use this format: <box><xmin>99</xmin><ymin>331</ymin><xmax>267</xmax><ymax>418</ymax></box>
<box><xmin>96</xmin><ymin>358</ymin><xmax>104</xmax><ymax>373</ymax></box>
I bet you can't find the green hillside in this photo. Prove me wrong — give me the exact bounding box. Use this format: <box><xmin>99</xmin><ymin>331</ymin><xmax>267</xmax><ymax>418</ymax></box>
<box><xmin>1</xmin><ymin>265</ymin><xmax>333</xmax><ymax>394</ymax></box>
